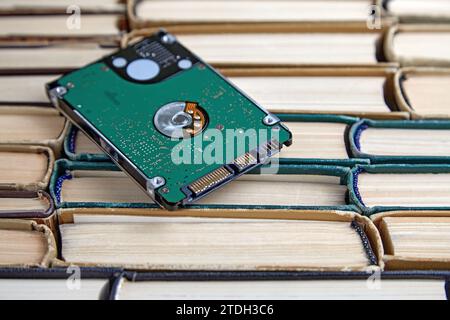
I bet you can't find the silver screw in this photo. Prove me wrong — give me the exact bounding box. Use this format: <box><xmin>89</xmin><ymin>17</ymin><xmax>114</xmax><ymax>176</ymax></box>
<box><xmin>161</xmin><ymin>187</ymin><xmax>170</xmax><ymax>194</ymax></box>
<box><xmin>161</xmin><ymin>34</ymin><xmax>176</xmax><ymax>44</ymax></box>
<box><xmin>263</xmin><ymin>115</ymin><xmax>278</xmax><ymax>126</ymax></box>
<box><xmin>151</xmin><ymin>176</ymin><xmax>166</xmax><ymax>188</ymax></box>
<box><xmin>55</xmin><ymin>86</ymin><xmax>67</xmax><ymax>96</ymax></box>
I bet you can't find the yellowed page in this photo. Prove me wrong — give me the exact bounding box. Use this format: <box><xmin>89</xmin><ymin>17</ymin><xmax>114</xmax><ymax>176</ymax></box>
<box><xmin>231</xmin><ymin>76</ymin><xmax>388</xmax><ymax>113</ymax></box>
<box><xmin>61</xmin><ymin>220</ymin><xmax>370</xmax><ymax>270</ymax></box>
<box><xmin>0</xmin><ymin>197</ymin><xmax>48</xmax><ymax>212</ymax></box>
<box><xmin>402</xmin><ymin>74</ymin><xmax>450</xmax><ymax>116</ymax></box>
<box><xmin>0</xmin><ymin>152</ymin><xmax>48</xmax><ymax>185</ymax></box>
<box><xmin>358</xmin><ymin>173</ymin><xmax>450</xmax><ymax>207</ymax></box>
<box><xmin>359</xmin><ymin>127</ymin><xmax>450</xmax><ymax>156</ymax></box>
<box><xmin>281</xmin><ymin>122</ymin><xmax>349</xmax><ymax>159</ymax></box>
<box><xmin>136</xmin><ymin>0</ymin><xmax>371</xmax><ymax>23</ymax></box>
<box><xmin>0</xmin><ymin>15</ymin><xmax>119</xmax><ymax>37</ymax></box>
<box><xmin>0</xmin><ymin>111</ymin><xmax>65</xmax><ymax>141</ymax></box>
<box><xmin>393</xmin><ymin>32</ymin><xmax>450</xmax><ymax>61</ymax></box>
<box><xmin>0</xmin><ymin>229</ymin><xmax>47</xmax><ymax>265</ymax></box>
<box><xmin>382</xmin><ymin>217</ymin><xmax>450</xmax><ymax>259</ymax></box>
<box><xmin>0</xmin><ymin>45</ymin><xmax>114</xmax><ymax>70</ymax></box>
<box><xmin>178</xmin><ymin>33</ymin><xmax>379</xmax><ymax>65</ymax></box>
<box><xmin>0</xmin><ymin>75</ymin><xmax>56</xmax><ymax>103</ymax></box>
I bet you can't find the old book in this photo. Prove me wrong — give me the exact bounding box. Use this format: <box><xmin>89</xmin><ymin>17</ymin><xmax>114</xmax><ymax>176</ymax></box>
<box><xmin>131</xmin><ymin>0</ymin><xmax>372</xmax><ymax>26</ymax></box>
<box><xmin>0</xmin><ymin>220</ymin><xmax>56</xmax><ymax>267</ymax></box>
<box><xmin>0</xmin><ymin>74</ymin><xmax>59</xmax><ymax>105</ymax></box>
<box><xmin>0</xmin><ymin>191</ymin><xmax>53</xmax><ymax>219</ymax></box>
<box><xmin>0</xmin><ymin>107</ymin><xmax>68</xmax><ymax>153</ymax></box>
<box><xmin>230</xmin><ymin>74</ymin><xmax>390</xmax><ymax>115</ymax></box>
<box><xmin>354</xmin><ymin>122</ymin><xmax>450</xmax><ymax>158</ymax></box>
<box><xmin>378</xmin><ymin>216</ymin><xmax>450</xmax><ymax>269</ymax></box>
<box><xmin>0</xmin><ymin>278</ymin><xmax>109</xmax><ymax>300</ymax></box>
<box><xmin>385</xmin><ymin>0</ymin><xmax>450</xmax><ymax>21</ymax></box>
<box><xmin>178</xmin><ymin>33</ymin><xmax>381</xmax><ymax>66</ymax></box>
<box><xmin>0</xmin><ymin>42</ymin><xmax>117</xmax><ymax>72</ymax></box>
<box><xmin>0</xmin><ymin>146</ymin><xmax>54</xmax><ymax>191</ymax></box>
<box><xmin>398</xmin><ymin>70</ymin><xmax>450</xmax><ymax>118</ymax></box>
<box><xmin>57</xmin><ymin>169</ymin><xmax>348</xmax><ymax>208</ymax></box>
<box><xmin>127</xmin><ymin>27</ymin><xmax>385</xmax><ymax>67</ymax></box>
<box><xmin>115</xmin><ymin>278</ymin><xmax>448</xmax><ymax>300</ymax></box>
<box><xmin>0</xmin><ymin>0</ymin><xmax>125</xmax><ymax>14</ymax></box>
<box><xmin>355</xmin><ymin>171</ymin><xmax>450</xmax><ymax>208</ymax></box>
<box><xmin>0</xmin><ymin>14</ymin><xmax>123</xmax><ymax>39</ymax></box>
<box><xmin>387</xmin><ymin>25</ymin><xmax>450</xmax><ymax>66</ymax></box>
<box><xmin>57</xmin><ymin>213</ymin><xmax>379</xmax><ymax>271</ymax></box>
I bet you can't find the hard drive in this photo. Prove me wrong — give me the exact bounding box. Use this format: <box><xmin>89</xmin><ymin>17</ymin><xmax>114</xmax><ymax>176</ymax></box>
<box><xmin>47</xmin><ymin>30</ymin><xmax>292</xmax><ymax>210</ymax></box>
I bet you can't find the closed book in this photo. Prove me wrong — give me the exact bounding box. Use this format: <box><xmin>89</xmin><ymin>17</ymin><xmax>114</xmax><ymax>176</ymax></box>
<box><xmin>0</xmin><ymin>14</ymin><xmax>125</xmax><ymax>41</ymax></box>
<box><xmin>381</xmin><ymin>0</ymin><xmax>450</xmax><ymax>23</ymax></box>
<box><xmin>114</xmin><ymin>271</ymin><xmax>450</xmax><ymax>300</ymax></box>
<box><xmin>129</xmin><ymin>0</ymin><xmax>376</xmax><ymax>29</ymax></box>
<box><xmin>0</xmin><ymin>190</ymin><xmax>56</xmax><ymax>232</ymax></box>
<box><xmin>0</xmin><ymin>41</ymin><xmax>118</xmax><ymax>72</ymax></box>
<box><xmin>1</xmin><ymin>268</ymin><xmax>448</xmax><ymax>300</ymax></box>
<box><xmin>0</xmin><ymin>73</ymin><xmax>60</xmax><ymax>105</ymax></box>
<box><xmin>221</xmin><ymin>67</ymin><xmax>404</xmax><ymax>118</ymax></box>
<box><xmin>125</xmin><ymin>25</ymin><xmax>390</xmax><ymax>68</ymax></box>
<box><xmin>0</xmin><ymin>190</ymin><xmax>53</xmax><ymax>220</ymax></box>
<box><xmin>372</xmin><ymin>211</ymin><xmax>450</xmax><ymax>270</ymax></box>
<box><xmin>0</xmin><ymin>145</ymin><xmax>54</xmax><ymax>191</ymax></box>
<box><xmin>50</xmin><ymin>159</ymin><xmax>355</xmax><ymax>212</ymax></box>
<box><xmin>54</xmin><ymin>208</ymin><xmax>381</xmax><ymax>272</ymax></box>
<box><xmin>0</xmin><ymin>106</ymin><xmax>69</xmax><ymax>156</ymax></box>
<box><xmin>0</xmin><ymin>219</ymin><xmax>56</xmax><ymax>268</ymax></box>
<box><xmin>0</xmin><ymin>0</ymin><xmax>125</xmax><ymax>14</ymax></box>
<box><xmin>350</xmin><ymin>119</ymin><xmax>450</xmax><ymax>164</ymax></box>
<box><xmin>0</xmin><ymin>268</ymin><xmax>117</xmax><ymax>300</ymax></box>
<box><xmin>385</xmin><ymin>24</ymin><xmax>450</xmax><ymax>67</ymax></box>
<box><xmin>395</xmin><ymin>67</ymin><xmax>450</xmax><ymax>119</ymax></box>
<box><xmin>349</xmin><ymin>164</ymin><xmax>450</xmax><ymax>215</ymax></box>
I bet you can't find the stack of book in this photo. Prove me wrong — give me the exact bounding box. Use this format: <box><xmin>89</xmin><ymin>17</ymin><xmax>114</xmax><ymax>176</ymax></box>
<box><xmin>0</xmin><ymin>0</ymin><xmax>450</xmax><ymax>300</ymax></box>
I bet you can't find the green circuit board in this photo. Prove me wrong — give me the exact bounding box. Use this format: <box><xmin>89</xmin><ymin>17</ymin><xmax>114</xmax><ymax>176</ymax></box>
<box><xmin>56</xmin><ymin>58</ymin><xmax>291</xmax><ymax>208</ymax></box>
